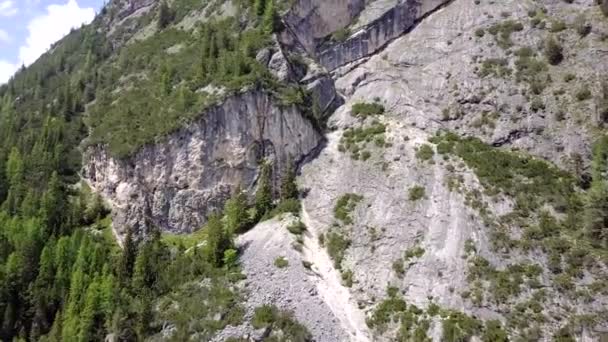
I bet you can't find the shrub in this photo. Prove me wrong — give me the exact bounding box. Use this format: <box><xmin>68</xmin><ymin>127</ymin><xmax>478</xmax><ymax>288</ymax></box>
<box><xmin>341</xmin><ymin>269</ymin><xmax>354</xmax><ymax>287</ymax></box>
<box><xmin>487</xmin><ymin>20</ymin><xmax>524</xmax><ymax>49</ymax></box>
<box><xmin>352</xmin><ymin>102</ymin><xmax>385</xmax><ymax>118</ymax></box>
<box><xmin>544</xmin><ymin>37</ymin><xmax>564</xmax><ymax>65</ymax></box>
<box><xmin>334</xmin><ymin>193</ymin><xmax>363</xmax><ymax>225</ymax></box>
<box><xmin>441</xmin><ymin>310</ymin><xmax>483</xmax><ymax>342</ymax></box>
<box><xmin>408</xmin><ymin>186</ymin><xmax>426</xmax><ymax>201</ymax></box>
<box><xmin>575</xmin><ymin>85</ymin><xmax>592</xmax><ymax>101</ymax></box>
<box><xmin>416</xmin><ymin>144</ymin><xmax>435</xmax><ymax>162</ymax></box>
<box><xmin>404</xmin><ymin>246</ymin><xmax>425</xmax><ymax>261</ymax></box>
<box><xmin>331</xmin><ymin>28</ymin><xmax>350</xmax><ymax>42</ymax></box>
<box><xmin>286</xmin><ymin>220</ymin><xmax>306</xmax><ymax>235</ymax></box>
<box><xmin>483</xmin><ymin>320</ymin><xmax>509</xmax><ymax>342</ymax></box>
<box><xmin>252</xmin><ymin>305</ymin><xmax>278</xmax><ymax>328</ymax></box>
<box><xmin>326</xmin><ymin>231</ymin><xmax>351</xmax><ymax>269</ymax></box>
<box><xmin>265</xmin><ymin>198</ymin><xmax>301</xmax><ymax>219</ymax></box>
<box><xmin>274</xmin><ymin>256</ymin><xmax>289</xmax><ymax>268</ymax></box>
<box><xmin>393</xmin><ymin>259</ymin><xmax>405</xmax><ymax>277</ymax></box>
<box><xmin>574</xmin><ymin>14</ymin><xmax>591</xmax><ymax>37</ymax></box>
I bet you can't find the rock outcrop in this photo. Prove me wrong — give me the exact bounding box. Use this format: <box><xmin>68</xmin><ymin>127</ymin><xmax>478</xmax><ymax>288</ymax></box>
<box><xmin>84</xmin><ymin>91</ymin><xmax>322</xmax><ymax>238</ymax></box>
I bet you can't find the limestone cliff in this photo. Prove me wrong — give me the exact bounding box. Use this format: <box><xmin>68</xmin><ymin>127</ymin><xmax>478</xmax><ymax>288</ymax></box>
<box><xmin>85</xmin><ymin>91</ymin><xmax>322</xmax><ymax>238</ymax></box>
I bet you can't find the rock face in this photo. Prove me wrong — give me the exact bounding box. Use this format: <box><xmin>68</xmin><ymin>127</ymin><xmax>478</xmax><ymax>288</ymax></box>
<box><xmin>317</xmin><ymin>0</ymin><xmax>449</xmax><ymax>70</ymax></box>
<box><xmin>282</xmin><ymin>0</ymin><xmax>366</xmax><ymax>53</ymax></box>
<box><xmin>84</xmin><ymin>91</ymin><xmax>322</xmax><ymax>238</ymax></box>
<box><xmin>282</xmin><ymin>0</ymin><xmax>450</xmax><ymax>71</ymax></box>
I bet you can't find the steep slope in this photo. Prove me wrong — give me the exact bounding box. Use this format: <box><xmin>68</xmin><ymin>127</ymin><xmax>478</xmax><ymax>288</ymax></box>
<box><xmin>296</xmin><ymin>0</ymin><xmax>608</xmax><ymax>341</ymax></box>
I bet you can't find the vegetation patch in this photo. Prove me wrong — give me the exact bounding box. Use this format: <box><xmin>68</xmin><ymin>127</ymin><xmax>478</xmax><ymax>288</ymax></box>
<box><xmin>339</xmin><ymin>121</ymin><xmax>388</xmax><ymax>160</ymax></box>
<box><xmin>416</xmin><ymin>144</ymin><xmax>435</xmax><ymax>162</ymax></box>
<box><xmin>430</xmin><ymin>132</ymin><xmax>575</xmax><ymax>210</ymax></box>
<box><xmin>326</xmin><ymin>231</ymin><xmax>351</xmax><ymax>269</ymax></box>
<box><xmin>351</xmin><ymin>102</ymin><xmax>385</xmax><ymax>118</ymax></box>
<box><xmin>334</xmin><ymin>193</ymin><xmax>363</xmax><ymax>225</ymax></box>
<box><xmin>274</xmin><ymin>256</ymin><xmax>289</xmax><ymax>268</ymax></box>
<box><xmin>408</xmin><ymin>186</ymin><xmax>426</xmax><ymax>201</ymax></box>
<box><xmin>487</xmin><ymin>20</ymin><xmax>524</xmax><ymax>49</ymax></box>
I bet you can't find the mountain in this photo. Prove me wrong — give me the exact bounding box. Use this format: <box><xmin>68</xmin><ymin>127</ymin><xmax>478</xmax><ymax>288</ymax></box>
<box><xmin>1</xmin><ymin>0</ymin><xmax>608</xmax><ymax>341</ymax></box>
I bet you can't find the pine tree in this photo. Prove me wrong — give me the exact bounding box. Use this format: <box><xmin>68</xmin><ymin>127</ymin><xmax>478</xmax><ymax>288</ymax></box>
<box><xmin>280</xmin><ymin>157</ymin><xmax>298</xmax><ymax>200</ymax></box>
<box><xmin>118</xmin><ymin>229</ymin><xmax>137</xmax><ymax>286</ymax></box>
<box><xmin>224</xmin><ymin>186</ymin><xmax>250</xmax><ymax>235</ymax></box>
<box><xmin>255</xmin><ymin>162</ymin><xmax>273</xmax><ymax>218</ymax></box>
<box><xmin>157</xmin><ymin>1</ymin><xmax>173</xmax><ymax>30</ymax></box>
<box><xmin>262</xmin><ymin>0</ymin><xmax>276</xmax><ymax>34</ymax></box>
<box><xmin>584</xmin><ymin>136</ymin><xmax>608</xmax><ymax>248</ymax></box>
<box><xmin>254</xmin><ymin>0</ymin><xmax>266</xmax><ymax>16</ymax></box>
<box><xmin>204</xmin><ymin>214</ymin><xmax>233</xmax><ymax>267</ymax></box>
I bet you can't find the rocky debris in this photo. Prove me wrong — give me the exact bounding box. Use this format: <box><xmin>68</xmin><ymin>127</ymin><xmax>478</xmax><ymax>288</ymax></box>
<box><xmin>211</xmin><ymin>215</ymin><xmax>352</xmax><ymax>342</ymax></box>
<box><xmin>84</xmin><ymin>91</ymin><xmax>323</xmax><ymax>239</ymax></box>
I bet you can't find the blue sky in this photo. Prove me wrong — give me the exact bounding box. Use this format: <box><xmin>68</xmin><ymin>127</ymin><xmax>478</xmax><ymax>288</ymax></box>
<box><xmin>0</xmin><ymin>0</ymin><xmax>106</xmax><ymax>83</ymax></box>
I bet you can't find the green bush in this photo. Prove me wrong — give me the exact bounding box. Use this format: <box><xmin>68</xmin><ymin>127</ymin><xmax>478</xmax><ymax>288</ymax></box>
<box><xmin>341</xmin><ymin>269</ymin><xmax>354</xmax><ymax>287</ymax></box>
<box><xmin>575</xmin><ymin>85</ymin><xmax>592</xmax><ymax>101</ymax></box>
<box><xmin>331</xmin><ymin>27</ymin><xmax>351</xmax><ymax>42</ymax></box>
<box><xmin>339</xmin><ymin>121</ymin><xmax>387</xmax><ymax>159</ymax></box>
<box><xmin>352</xmin><ymin>102</ymin><xmax>385</xmax><ymax>118</ymax></box>
<box><xmin>286</xmin><ymin>220</ymin><xmax>306</xmax><ymax>235</ymax></box>
<box><xmin>393</xmin><ymin>259</ymin><xmax>405</xmax><ymax>277</ymax></box>
<box><xmin>404</xmin><ymin>246</ymin><xmax>425</xmax><ymax>261</ymax></box>
<box><xmin>441</xmin><ymin>310</ymin><xmax>483</xmax><ymax>342</ymax></box>
<box><xmin>544</xmin><ymin>36</ymin><xmax>564</xmax><ymax>65</ymax></box>
<box><xmin>334</xmin><ymin>193</ymin><xmax>363</xmax><ymax>225</ymax></box>
<box><xmin>274</xmin><ymin>256</ymin><xmax>289</xmax><ymax>268</ymax></box>
<box><xmin>265</xmin><ymin>198</ymin><xmax>301</xmax><ymax>219</ymax></box>
<box><xmin>326</xmin><ymin>231</ymin><xmax>351</xmax><ymax>269</ymax></box>
<box><xmin>487</xmin><ymin>20</ymin><xmax>524</xmax><ymax>49</ymax></box>
<box><xmin>416</xmin><ymin>144</ymin><xmax>435</xmax><ymax>162</ymax></box>
<box><xmin>252</xmin><ymin>305</ymin><xmax>277</xmax><ymax>328</ymax></box>
<box><xmin>408</xmin><ymin>186</ymin><xmax>426</xmax><ymax>201</ymax></box>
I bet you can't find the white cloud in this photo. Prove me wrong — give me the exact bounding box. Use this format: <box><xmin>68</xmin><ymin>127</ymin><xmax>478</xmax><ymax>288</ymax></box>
<box><xmin>0</xmin><ymin>1</ymin><xmax>18</xmax><ymax>17</ymax></box>
<box><xmin>0</xmin><ymin>60</ymin><xmax>18</xmax><ymax>84</ymax></box>
<box><xmin>18</xmin><ymin>0</ymin><xmax>96</xmax><ymax>66</ymax></box>
<box><xmin>0</xmin><ymin>29</ymin><xmax>9</xmax><ymax>43</ymax></box>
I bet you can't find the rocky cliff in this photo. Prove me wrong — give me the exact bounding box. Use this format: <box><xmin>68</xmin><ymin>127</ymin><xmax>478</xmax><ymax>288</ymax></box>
<box><xmin>85</xmin><ymin>90</ymin><xmax>322</xmax><ymax>237</ymax></box>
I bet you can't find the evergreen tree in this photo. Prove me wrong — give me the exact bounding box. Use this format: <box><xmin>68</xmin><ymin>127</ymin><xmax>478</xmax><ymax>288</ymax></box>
<box><xmin>255</xmin><ymin>162</ymin><xmax>273</xmax><ymax>218</ymax></box>
<box><xmin>118</xmin><ymin>229</ymin><xmax>137</xmax><ymax>286</ymax></box>
<box><xmin>280</xmin><ymin>157</ymin><xmax>298</xmax><ymax>200</ymax></box>
<box><xmin>262</xmin><ymin>0</ymin><xmax>277</xmax><ymax>34</ymax></box>
<box><xmin>584</xmin><ymin>136</ymin><xmax>608</xmax><ymax>247</ymax></box>
<box><xmin>204</xmin><ymin>214</ymin><xmax>233</xmax><ymax>267</ymax></box>
<box><xmin>157</xmin><ymin>1</ymin><xmax>173</xmax><ymax>30</ymax></box>
<box><xmin>224</xmin><ymin>186</ymin><xmax>250</xmax><ymax>235</ymax></box>
<box><xmin>254</xmin><ymin>0</ymin><xmax>266</xmax><ymax>16</ymax></box>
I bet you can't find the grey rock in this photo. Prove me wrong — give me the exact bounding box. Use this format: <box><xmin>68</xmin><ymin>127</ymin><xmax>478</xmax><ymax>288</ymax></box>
<box><xmin>84</xmin><ymin>91</ymin><xmax>322</xmax><ymax>239</ymax></box>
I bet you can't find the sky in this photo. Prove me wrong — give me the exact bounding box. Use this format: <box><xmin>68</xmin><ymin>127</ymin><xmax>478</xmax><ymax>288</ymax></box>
<box><xmin>0</xmin><ymin>0</ymin><xmax>106</xmax><ymax>84</ymax></box>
